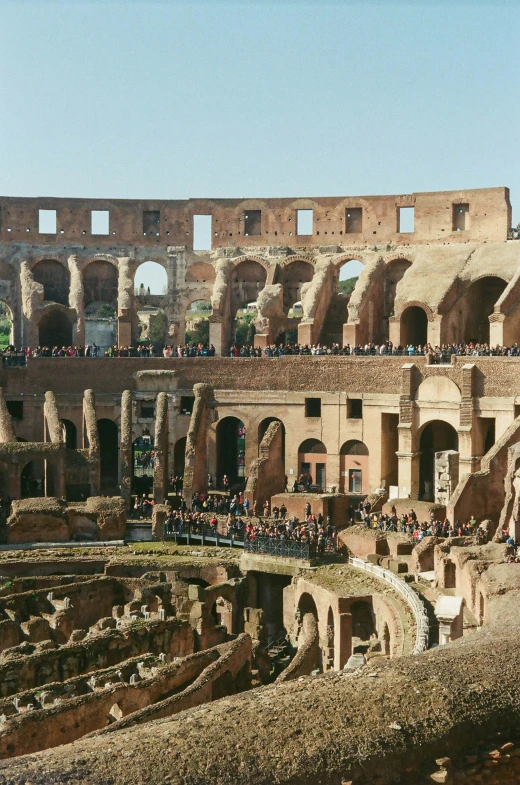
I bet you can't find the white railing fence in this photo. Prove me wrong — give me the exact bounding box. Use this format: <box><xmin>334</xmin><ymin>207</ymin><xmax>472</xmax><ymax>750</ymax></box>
<box><xmin>347</xmin><ymin>556</ymin><xmax>429</xmax><ymax>654</ymax></box>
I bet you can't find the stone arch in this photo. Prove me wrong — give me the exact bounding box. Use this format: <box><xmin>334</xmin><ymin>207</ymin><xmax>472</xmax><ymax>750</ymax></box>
<box><xmin>258</xmin><ymin>417</ymin><xmax>285</xmax><ymax>462</ymax></box>
<box><xmin>280</xmin><ymin>260</ymin><xmax>315</xmax><ymax>314</ymax></box>
<box><xmin>321</xmin><ymin>258</ymin><xmax>364</xmax><ymax>345</ymax></box>
<box><xmin>416</xmin><ymin>376</ymin><xmax>462</xmax><ymax>404</ymax></box>
<box><xmin>21</xmin><ymin>460</ymin><xmax>44</xmax><ymax>498</ymax></box>
<box><xmin>400</xmin><ymin>303</ymin><xmax>430</xmax><ymax>346</ymax></box>
<box><xmin>444</xmin><ymin>559</ymin><xmax>456</xmax><ymax>589</ymax></box>
<box><xmin>230</xmin><ymin>259</ymin><xmax>268</xmax><ymax>317</ymax></box>
<box><xmin>418</xmin><ymin>420</ymin><xmax>459</xmax><ymax>501</ymax></box>
<box><xmin>97</xmin><ymin>419</ymin><xmax>119</xmax><ymax>491</ymax></box>
<box><xmin>134</xmin><ymin>261</ymin><xmax>168</xmax><ymax>297</ymax></box>
<box><xmin>298</xmin><ymin>438</ymin><xmax>327</xmax><ymax>490</ymax></box>
<box><xmin>38</xmin><ymin>309</ymin><xmax>73</xmax><ymax>348</ymax></box>
<box><xmin>83</xmin><ymin>260</ymin><xmax>118</xmax><ymax>309</ymax></box>
<box><xmin>32</xmin><ymin>259</ymin><xmax>70</xmax><ymax>306</ymax></box>
<box><xmin>464</xmin><ymin>275</ymin><xmax>508</xmax><ymax>344</ymax></box>
<box><xmin>340</xmin><ymin>440</ymin><xmax>369</xmax><ymax>494</ymax></box>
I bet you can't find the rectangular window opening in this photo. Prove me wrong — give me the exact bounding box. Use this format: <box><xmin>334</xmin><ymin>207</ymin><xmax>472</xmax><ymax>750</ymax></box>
<box><xmin>139</xmin><ymin>403</ymin><xmax>155</xmax><ymax>419</ymax></box>
<box><xmin>345</xmin><ymin>207</ymin><xmax>363</xmax><ymax>234</ymax></box>
<box><xmin>39</xmin><ymin>209</ymin><xmax>57</xmax><ymax>234</ymax></box>
<box><xmin>348</xmin><ymin>398</ymin><xmax>363</xmax><ymax>419</ymax></box>
<box><xmin>244</xmin><ymin>210</ymin><xmax>261</xmax><ymax>236</ymax></box>
<box><xmin>143</xmin><ymin>210</ymin><xmax>160</xmax><ymax>235</ymax></box>
<box><xmin>6</xmin><ymin>400</ymin><xmax>23</xmax><ymax>420</ymax></box>
<box><xmin>398</xmin><ymin>206</ymin><xmax>414</xmax><ymax>233</ymax></box>
<box><xmin>296</xmin><ymin>209</ymin><xmax>313</xmax><ymax>236</ymax></box>
<box><xmin>193</xmin><ymin>215</ymin><xmax>212</xmax><ymax>251</ymax></box>
<box><xmin>91</xmin><ymin>210</ymin><xmax>110</xmax><ymax>235</ymax></box>
<box><xmin>452</xmin><ymin>203</ymin><xmax>469</xmax><ymax>232</ymax></box>
<box><xmin>305</xmin><ymin>397</ymin><xmax>321</xmax><ymax>417</ymax></box>
<box><xmin>180</xmin><ymin>396</ymin><xmax>195</xmax><ymax>415</ymax></box>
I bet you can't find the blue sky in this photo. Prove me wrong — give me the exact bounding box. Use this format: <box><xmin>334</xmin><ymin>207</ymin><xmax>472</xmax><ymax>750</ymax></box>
<box><xmin>1</xmin><ymin>0</ymin><xmax>518</xmax><ymax>291</ymax></box>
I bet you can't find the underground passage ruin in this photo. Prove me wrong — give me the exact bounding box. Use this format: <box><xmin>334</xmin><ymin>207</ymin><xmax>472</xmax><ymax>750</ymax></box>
<box><xmin>0</xmin><ymin>186</ymin><xmax>520</xmax><ymax>782</ymax></box>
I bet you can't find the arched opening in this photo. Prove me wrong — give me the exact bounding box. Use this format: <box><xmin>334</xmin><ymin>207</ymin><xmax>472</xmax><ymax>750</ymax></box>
<box><xmin>173</xmin><ymin>437</ymin><xmax>186</xmax><ymax>478</ymax></box>
<box><xmin>21</xmin><ymin>461</ymin><xmax>44</xmax><ymax>498</ymax></box>
<box><xmin>85</xmin><ymin>301</ymin><xmax>116</xmax><ymax>353</ymax></box>
<box><xmin>325</xmin><ymin>606</ymin><xmax>335</xmax><ymax>671</ymax></box>
<box><xmin>340</xmin><ymin>440</ymin><xmax>369</xmax><ymax>494</ymax></box>
<box><xmin>185</xmin><ymin>300</ymin><xmax>211</xmax><ymax>346</ymax></box>
<box><xmin>383</xmin><ymin>259</ymin><xmax>412</xmax><ymax>323</ymax></box>
<box><xmin>297</xmin><ymin>592</ymin><xmax>320</xmax><ymax>667</ymax></box>
<box><xmin>321</xmin><ymin>259</ymin><xmax>363</xmax><ymax>346</ymax></box>
<box><xmin>297</xmin><ymin>438</ymin><xmax>327</xmax><ymax>491</ymax></box>
<box><xmin>419</xmin><ymin>421</ymin><xmax>459</xmax><ymax>501</ymax></box>
<box><xmin>83</xmin><ymin>261</ymin><xmax>118</xmax><ymax>309</ymax></box>
<box><xmin>134</xmin><ymin>261</ymin><xmax>168</xmax><ymax>297</ymax></box>
<box><xmin>61</xmin><ymin>419</ymin><xmax>77</xmax><ymax>449</ymax></box>
<box><xmin>464</xmin><ymin>276</ymin><xmax>508</xmax><ymax>344</ymax></box>
<box><xmin>351</xmin><ymin>600</ymin><xmax>376</xmax><ymax>646</ymax></box>
<box><xmin>216</xmin><ymin>417</ymin><xmax>246</xmax><ymax>488</ymax></box>
<box><xmin>132</xmin><ymin>432</ymin><xmax>155</xmax><ymax>496</ymax></box>
<box><xmin>400</xmin><ymin>305</ymin><xmax>428</xmax><ymax>346</ymax></box>
<box><xmin>444</xmin><ymin>559</ymin><xmax>456</xmax><ymax>589</ymax></box>
<box><xmin>230</xmin><ymin>260</ymin><xmax>267</xmax><ymax>347</ymax></box>
<box><xmin>97</xmin><ymin>419</ymin><xmax>119</xmax><ymax>492</ymax></box>
<box><xmin>258</xmin><ymin>417</ymin><xmax>285</xmax><ymax>462</ymax></box>
<box><xmin>0</xmin><ymin>301</ymin><xmax>14</xmax><ymax>348</ymax></box>
<box><xmin>38</xmin><ymin>310</ymin><xmax>73</xmax><ymax>348</ymax></box>
<box><xmin>279</xmin><ymin>260</ymin><xmax>314</xmax><ymax>343</ymax></box>
<box><xmin>32</xmin><ymin>260</ymin><xmax>70</xmax><ymax>306</ymax></box>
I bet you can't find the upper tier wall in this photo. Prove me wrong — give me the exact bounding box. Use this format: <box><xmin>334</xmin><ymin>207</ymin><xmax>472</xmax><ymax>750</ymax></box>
<box><xmin>0</xmin><ymin>187</ymin><xmax>510</xmax><ymax>249</ymax></box>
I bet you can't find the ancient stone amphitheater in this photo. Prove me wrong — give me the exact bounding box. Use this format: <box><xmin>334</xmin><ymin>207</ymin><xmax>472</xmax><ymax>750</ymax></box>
<box><xmin>0</xmin><ymin>188</ymin><xmax>520</xmax><ymax>784</ymax></box>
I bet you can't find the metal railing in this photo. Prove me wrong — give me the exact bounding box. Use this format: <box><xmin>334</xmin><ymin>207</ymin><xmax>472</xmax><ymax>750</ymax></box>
<box><xmin>347</xmin><ymin>556</ymin><xmax>429</xmax><ymax>654</ymax></box>
<box><xmin>164</xmin><ymin>522</ymin><xmax>246</xmax><ymax>547</ymax></box>
<box><xmin>244</xmin><ymin>538</ymin><xmax>312</xmax><ymax>559</ymax></box>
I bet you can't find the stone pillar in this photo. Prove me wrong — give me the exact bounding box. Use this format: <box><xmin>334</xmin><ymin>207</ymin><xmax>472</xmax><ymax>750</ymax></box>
<box><xmin>326</xmin><ymin>452</ymin><xmax>341</xmax><ymax>493</ymax></box>
<box><xmin>434</xmin><ymin>450</ymin><xmax>459</xmax><ymax>505</ymax></box>
<box><xmin>117</xmin><ymin>257</ymin><xmax>134</xmax><ymax>347</ymax></box>
<box><xmin>343</xmin><ymin>322</ymin><xmax>360</xmax><ymax>346</ymax></box>
<box><xmin>297</xmin><ymin>321</ymin><xmax>314</xmax><ymax>346</ymax></box>
<box><xmin>434</xmin><ymin>595</ymin><xmax>464</xmax><ymax>643</ymax></box>
<box><xmin>119</xmin><ymin>390</ymin><xmax>132</xmax><ymax>509</ymax></box>
<box><xmin>489</xmin><ymin>313</ymin><xmax>505</xmax><ymax>346</ymax></box>
<box><xmin>396</xmin><ymin>447</ymin><xmax>421</xmax><ymax>499</ymax></box>
<box><xmin>388</xmin><ymin>316</ymin><xmax>400</xmax><ymax>347</ymax></box>
<box><xmin>209</xmin><ymin>317</ymin><xmax>225</xmax><ymax>356</ymax></box>
<box><xmin>428</xmin><ymin>314</ymin><xmax>442</xmax><ymax>347</ymax></box>
<box><xmin>336</xmin><ymin>606</ymin><xmax>352</xmax><ymax>671</ymax></box>
<box><xmin>68</xmin><ymin>255</ymin><xmax>85</xmax><ymax>345</ymax></box>
<box><xmin>153</xmin><ymin>392</ymin><xmax>169</xmax><ymax>503</ymax></box>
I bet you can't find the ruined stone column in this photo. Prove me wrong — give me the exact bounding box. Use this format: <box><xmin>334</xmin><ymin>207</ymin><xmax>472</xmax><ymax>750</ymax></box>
<box><xmin>183</xmin><ymin>383</ymin><xmax>216</xmax><ymax>503</ymax></box>
<box><xmin>117</xmin><ymin>257</ymin><xmax>134</xmax><ymax>347</ymax></box>
<box><xmin>119</xmin><ymin>390</ymin><xmax>132</xmax><ymax>509</ymax></box>
<box><xmin>83</xmin><ymin>389</ymin><xmax>100</xmax><ymax>496</ymax></box>
<box><xmin>153</xmin><ymin>392</ymin><xmax>169</xmax><ymax>503</ymax></box>
<box><xmin>20</xmin><ymin>261</ymin><xmax>41</xmax><ymax>348</ymax></box>
<box><xmin>68</xmin><ymin>254</ymin><xmax>85</xmax><ymax>345</ymax></box>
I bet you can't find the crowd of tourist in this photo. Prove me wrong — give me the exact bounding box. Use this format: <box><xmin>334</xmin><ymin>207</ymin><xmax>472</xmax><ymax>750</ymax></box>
<box><xmin>5</xmin><ymin>339</ymin><xmax>520</xmax><ymax>363</ymax></box>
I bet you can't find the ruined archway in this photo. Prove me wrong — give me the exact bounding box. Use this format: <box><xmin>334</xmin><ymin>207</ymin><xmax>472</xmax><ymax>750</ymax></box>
<box><xmin>258</xmin><ymin>417</ymin><xmax>285</xmax><ymax>462</ymax></box>
<box><xmin>38</xmin><ymin>310</ymin><xmax>73</xmax><ymax>348</ymax></box>
<box><xmin>216</xmin><ymin>417</ymin><xmax>246</xmax><ymax>488</ymax></box>
<box><xmin>61</xmin><ymin>419</ymin><xmax>77</xmax><ymax>449</ymax></box>
<box><xmin>351</xmin><ymin>600</ymin><xmax>376</xmax><ymax>644</ymax></box>
<box><xmin>384</xmin><ymin>259</ymin><xmax>412</xmax><ymax>321</ymax></box>
<box><xmin>173</xmin><ymin>437</ymin><xmax>187</xmax><ymax>477</ymax></box>
<box><xmin>340</xmin><ymin>440</ymin><xmax>369</xmax><ymax>494</ymax></box>
<box><xmin>21</xmin><ymin>461</ymin><xmax>44</xmax><ymax>498</ymax></box>
<box><xmin>32</xmin><ymin>260</ymin><xmax>70</xmax><ymax>306</ymax></box>
<box><xmin>97</xmin><ymin>419</ymin><xmax>119</xmax><ymax>492</ymax></box>
<box><xmin>419</xmin><ymin>420</ymin><xmax>459</xmax><ymax>501</ymax></box>
<box><xmin>83</xmin><ymin>260</ymin><xmax>118</xmax><ymax>309</ymax></box>
<box><xmin>185</xmin><ymin>300</ymin><xmax>211</xmax><ymax>346</ymax></box>
<box><xmin>279</xmin><ymin>260</ymin><xmax>314</xmax><ymax>343</ymax></box>
<box><xmin>400</xmin><ymin>305</ymin><xmax>428</xmax><ymax>346</ymax></box>
<box><xmin>321</xmin><ymin>259</ymin><xmax>363</xmax><ymax>345</ymax></box>
<box><xmin>464</xmin><ymin>276</ymin><xmax>508</xmax><ymax>344</ymax></box>
<box><xmin>134</xmin><ymin>261</ymin><xmax>168</xmax><ymax>298</ymax></box>
<box><xmin>298</xmin><ymin>438</ymin><xmax>327</xmax><ymax>490</ymax></box>
<box><xmin>230</xmin><ymin>260</ymin><xmax>267</xmax><ymax>347</ymax></box>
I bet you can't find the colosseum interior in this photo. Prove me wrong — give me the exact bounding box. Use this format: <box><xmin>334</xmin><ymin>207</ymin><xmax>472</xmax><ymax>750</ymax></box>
<box><xmin>1</xmin><ymin>187</ymin><xmax>520</xmax><ymax>784</ymax></box>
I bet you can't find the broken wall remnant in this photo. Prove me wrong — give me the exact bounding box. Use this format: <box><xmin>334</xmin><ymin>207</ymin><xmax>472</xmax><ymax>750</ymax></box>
<box><xmin>244</xmin><ymin>420</ymin><xmax>285</xmax><ymax>507</ymax></box>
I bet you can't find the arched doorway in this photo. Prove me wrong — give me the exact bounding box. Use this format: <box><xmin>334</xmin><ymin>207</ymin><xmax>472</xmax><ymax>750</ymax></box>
<box><xmin>464</xmin><ymin>276</ymin><xmax>508</xmax><ymax>344</ymax></box>
<box><xmin>351</xmin><ymin>600</ymin><xmax>376</xmax><ymax>645</ymax></box>
<box><xmin>321</xmin><ymin>259</ymin><xmax>363</xmax><ymax>345</ymax></box>
<box><xmin>173</xmin><ymin>437</ymin><xmax>187</xmax><ymax>477</ymax></box>
<box><xmin>61</xmin><ymin>419</ymin><xmax>77</xmax><ymax>449</ymax></box>
<box><xmin>230</xmin><ymin>260</ymin><xmax>267</xmax><ymax>347</ymax></box>
<box><xmin>340</xmin><ymin>440</ymin><xmax>369</xmax><ymax>494</ymax></box>
<box><xmin>132</xmin><ymin>432</ymin><xmax>155</xmax><ymax>496</ymax></box>
<box><xmin>279</xmin><ymin>260</ymin><xmax>314</xmax><ymax>343</ymax></box>
<box><xmin>97</xmin><ymin>419</ymin><xmax>119</xmax><ymax>491</ymax></box>
<box><xmin>419</xmin><ymin>420</ymin><xmax>459</xmax><ymax>501</ymax></box>
<box><xmin>21</xmin><ymin>461</ymin><xmax>45</xmax><ymax>498</ymax></box>
<box><xmin>297</xmin><ymin>438</ymin><xmax>327</xmax><ymax>490</ymax></box>
<box><xmin>83</xmin><ymin>261</ymin><xmax>118</xmax><ymax>310</ymax></box>
<box><xmin>134</xmin><ymin>261</ymin><xmax>168</xmax><ymax>296</ymax></box>
<box><xmin>32</xmin><ymin>260</ymin><xmax>70</xmax><ymax>305</ymax></box>
<box><xmin>400</xmin><ymin>305</ymin><xmax>428</xmax><ymax>346</ymax></box>
<box><xmin>258</xmin><ymin>417</ymin><xmax>285</xmax><ymax>462</ymax></box>
<box><xmin>216</xmin><ymin>417</ymin><xmax>246</xmax><ymax>487</ymax></box>
<box><xmin>38</xmin><ymin>310</ymin><xmax>73</xmax><ymax>348</ymax></box>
